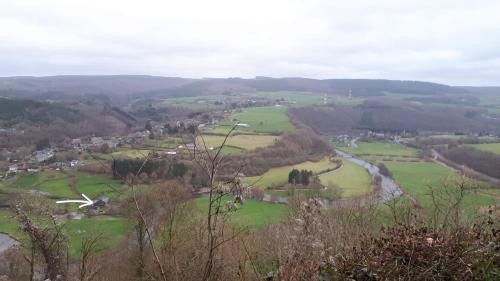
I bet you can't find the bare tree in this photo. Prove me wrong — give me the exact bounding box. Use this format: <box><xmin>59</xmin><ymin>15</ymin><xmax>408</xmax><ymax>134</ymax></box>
<box><xmin>79</xmin><ymin>232</ymin><xmax>104</xmax><ymax>281</ymax></box>
<box><xmin>427</xmin><ymin>175</ymin><xmax>477</xmax><ymax>229</ymax></box>
<box><xmin>14</xmin><ymin>201</ymin><xmax>68</xmax><ymax>281</ymax></box>
<box><xmin>184</xmin><ymin>125</ymin><xmax>248</xmax><ymax>281</ymax></box>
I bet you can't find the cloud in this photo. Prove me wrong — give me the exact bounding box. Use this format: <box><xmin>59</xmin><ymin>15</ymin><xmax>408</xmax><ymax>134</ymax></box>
<box><xmin>0</xmin><ymin>0</ymin><xmax>499</xmax><ymax>85</ymax></box>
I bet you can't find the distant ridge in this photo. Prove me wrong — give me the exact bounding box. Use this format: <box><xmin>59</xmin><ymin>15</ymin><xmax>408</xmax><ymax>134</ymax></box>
<box><xmin>0</xmin><ymin>75</ymin><xmax>480</xmax><ymax>105</ymax></box>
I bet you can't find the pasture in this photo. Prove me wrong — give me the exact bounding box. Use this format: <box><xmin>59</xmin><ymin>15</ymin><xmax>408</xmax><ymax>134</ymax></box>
<box><xmin>227</xmin><ymin>106</ymin><xmax>294</xmax><ymax>133</ymax></box>
<box><xmin>467</xmin><ymin>143</ymin><xmax>500</xmax><ymax>154</ymax></box>
<box><xmin>157</xmin><ymin>95</ymin><xmax>228</xmax><ymax>109</ymax></box>
<box><xmin>65</xmin><ymin>216</ymin><xmax>132</xmax><ymax>256</ymax></box>
<box><xmin>318</xmin><ymin>159</ymin><xmax>372</xmax><ymax>197</ymax></box>
<box><xmin>109</xmin><ymin>148</ymin><xmax>154</xmax><ymax>159</ymax></box>
<box><xmin>242</xmin><ymin>157</ymin><xmax>335</xmax><ymax>187</ymax></box>
<box><xmin>195</xmin><ymin>196</ymin><xmax>288</xmax><ymax>228</ymax></box>
<box><xmin>6</xmin><ymin>171</ymin><xmax>122</xmax><ymax>199</ymax></box>
<box><xmin>384</xmin><ymin>162</ymin><xmax>498</xmax><ymax>215</ymax></box>
<box><xmin>0</xmin><ymin>210</ymin><xmax>132</xmax><ymax>257</ymax></box>
<box><xmin>339</xmin><ymin>141</ymin><xmax>419</xmax><ymax>157</ymax></box>
<box><xmin>196</xmin><ymin>134</ymin><xmax>278</xmax><ymax>151</ymax></box>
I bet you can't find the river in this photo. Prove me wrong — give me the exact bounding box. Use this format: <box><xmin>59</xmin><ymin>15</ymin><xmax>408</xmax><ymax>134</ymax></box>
<box><xmin>0</xmin><ymin>233</ymin><xmax>18</xmax><ymax>254</ymax></box>
<box><xmin>262</xmin><ymin>149</ymin><xmax>403</xmax><ymax>207</ymax></box>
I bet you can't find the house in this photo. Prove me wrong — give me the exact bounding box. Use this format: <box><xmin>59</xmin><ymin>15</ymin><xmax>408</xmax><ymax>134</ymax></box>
<box><xmin>92</xmin><ymin>199</ymin><xmax>106</xmax><ymax>208</ymax></box>
<box><xmin>186</xmin><ymin>143</ymin><xmax>197</xmax><ymax>150</ymax></box>
<box><xmin>92</xmin><ymin>196</ymin><xmax>109</xmax><ymax>208</ymax></box>
<box><xmin>90</xmin><ymin>137</ymin><xmax>104</xmax><ymax>146</ymax></box>
<box><xmin>33</xmin><ymin>149</ymin><xmax>55</xmax><ymax>162</ymax></box>
<box><xmin>8</xmin><ymin>164</ymin><xmax>18</xmax><ymax>173</ymax></box>
<box><xmin>127</xmin><ymin>130</ymin><xmax>150</xmax><ymax>143</ymax></box>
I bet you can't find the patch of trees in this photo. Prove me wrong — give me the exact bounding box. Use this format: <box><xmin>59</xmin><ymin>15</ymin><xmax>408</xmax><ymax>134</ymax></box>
<box><xmin>289</xmin><ymin>106</ymin><xmax>361</xmax><ymax>134</ymax></box>
<box><xmin>219</xmin><ymin>128</ymin><xmax>332</xmax><ymax>177</ymax></box>
<box><xmin>112</xmin><ymin>158</ymin><xmax>188</xmax><ymax>179</ymax></box>
<box><xmin>355</xmin><ymin>100</ymin><xmax>500</xmax><ymax>134</ymax></box>
<box><xmin>291</xmin><ymin>99</ymin><xmax>500</xmax><ymax>135</ymax></box>
<box><xmin>377</xmin><ymin>163</ymin><xmax>393</xmax><ymax>178</ymax></box>
<box><xmin>288</xmin><ymin>169</ymin><xmax>313</xmax><ymax>185</ymax></box>
<box><xmin>440</xmin><ymin>146</ymin><xmax>500</xmax><ymax>179</ymax></box>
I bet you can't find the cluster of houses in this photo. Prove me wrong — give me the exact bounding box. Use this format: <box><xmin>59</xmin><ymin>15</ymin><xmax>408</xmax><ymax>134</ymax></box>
<box><xmin>0</xmin><ymin>127</ymin><xmax>20</xmax><ymax>136</ymax></box>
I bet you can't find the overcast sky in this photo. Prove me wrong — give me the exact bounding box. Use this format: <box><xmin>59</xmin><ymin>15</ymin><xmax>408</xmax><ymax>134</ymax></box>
<box><xmin>0</xmin><ymin>0</ymin><xmax>499</xmax><ymax>85</ymax></box>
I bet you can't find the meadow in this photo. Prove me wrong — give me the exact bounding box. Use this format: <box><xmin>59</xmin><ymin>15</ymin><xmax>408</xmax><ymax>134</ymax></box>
<box><xmin>384</xmin><ymin>161</ymin><xmax>498</xmax><ymax>215</ymax></box>
<box><xmin>157</xmin><ymin>91</ymin><xmax>328</xmax><ymax>109</ymax></box>
<box><xmin>64</xmin><ymin>216</ymin><xmax>132</xmax><ymax>256</ymax></box>
<box><xmin>318</xmin><ymin>159</ymin><xmax>372</xmax><ymax>197</ymax></box>
<box><xmin>467</xmin><ymin>143</ymin><xmax>500</xmax><ymax>154</ymax></box>
<box><xmin>0</xmin><ymin>209</ymin><xmax>132</xmax><ymax>257</ymax></box>
<box><xmin>6</xmin><ymin>171</ymin><xmax>122</xmax><ymax>199</ymax></box>
<box><xmin>195</xmin><ymin>195</ymin><xmax>288</xmax><ymax>228</ymax></box>
<box><xmin>242</xmin><ymin>157</ymin><xmax>335</xmax><ymax>187</ymax></box>
<box><xmin>339</xmin><ymin>141</ymin><xmax>419</xmax><ymax>157</ymax></box>
<box><xmin>157</xmin><ymin>95</ymin><xmax>228</xmax><ymax>109</ymax></box>
<box><xmin>217</xmin><ymin>106</ymin><xmax>294</xmax><ymax>134</ymax></box>
<box><xmin>196</xmin><ymin>134</ymin><xmax>278</xmax><ymax>151</ymax></box>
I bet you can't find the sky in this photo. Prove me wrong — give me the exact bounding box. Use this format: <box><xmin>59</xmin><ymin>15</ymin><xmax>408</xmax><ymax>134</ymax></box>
<box><xmin>0</xmin><ymin>0</ymin><xmax>499</xmax><ymax>85</ymax></box>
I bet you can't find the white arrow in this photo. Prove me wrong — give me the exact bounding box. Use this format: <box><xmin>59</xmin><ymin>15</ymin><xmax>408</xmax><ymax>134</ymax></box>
<box><xmin>56</xmin><ymin>194</ymin><xmax>94</xmax><ymax>208</ymax></box>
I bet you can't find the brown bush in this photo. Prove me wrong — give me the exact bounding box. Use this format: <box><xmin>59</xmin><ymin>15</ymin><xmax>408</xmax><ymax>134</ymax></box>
<box><xmin>324</xmin><ymin>220</ymin><xmax>499</xmax><ymax>281</ymax></box>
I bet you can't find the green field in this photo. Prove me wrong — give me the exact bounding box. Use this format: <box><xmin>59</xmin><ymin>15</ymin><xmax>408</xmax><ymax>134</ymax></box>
<box><xmin>318</xmin><ymin>159</ymin><xmax>372</xmax><ymax>197</ymax></box>
<box><xmin>157</xmin><ymin>95</ymin><xmax>228</xmax><ymax>109</ymax></box>
<box><xmin>218</xmin><ymin>106</ymin><xmax>294</xmax><ymax>134</ymax></box>
<box><xmin>64</xmin><ymin>216</ymin><xmax>132</xmax><ymax>256</ymax></box>
<box><xmin>196</xmin><ymin>134</ymin><xmax>278</xmax><ymax>151</ymax></box>
<box><xmin>468</xmin><ymin>143</ymin><xmax>500</xmax><ymax>154</ymax></box>
<box><xmin>195</xmin><ymin>196</ymin><xmax>288</xmax><ymax>228</ymax></box>
<box><xmin>144</xmin><ymin>137</ymin><xmax>183</xmax><ymax>149</ymax></box>
<box><xmin>0</xmin><ymin>210</ymin><xmax>132</xmax><ymax>257</ymax></box>
<box><xmin>249</xmin><ymin>91</ymin><xmax>325</xmax><ymax>106</ymax></box>
<box><xmin>109</xmin><ymin>148</ymin><xmax>154</xmax><ymax>159</ymax></box>
<box><xmin>0</xmin><ymin>210</ymin><xmax>20</xmax><ymax>238</ymax></box>
<box><xmin>6</xmin><ymin>171</ymin><xmax>122</xmax><ymax>199</ymax></box>
<box><xmin>339</xmin><ymin>141</ymin><xmax>419</xmax><ymax>157</ymax></box>
<box><xmin>242</xmin><ymin>157</ymin><xmax>335</xmax><ymax>187</ymax></box>
<box><xmin>384</xmin><ymin>162</ymin><xmax>498</xmax><ymax>215</ymax></box>
<box><xmin>75</xmin><ymin>173</ymin><xmax>122</xmax><ymax>198</ymax></box>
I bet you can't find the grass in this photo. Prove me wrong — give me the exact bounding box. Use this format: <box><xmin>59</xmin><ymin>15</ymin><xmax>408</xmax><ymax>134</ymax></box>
<box><xmin>144</xmin><ymin>137</ymin><xmax>183</xmax><ymax>149</ymax></box>
<box><xmin>339</xmin><ymin>141</ymin><xmax>419</xmax><ymax>157</ymax></box>
<box><xmin>217</xmin><ymin>106</ymin><xmax>294</xmax><ymax>134</ymax></box>
<box><xmin>195</xmin><ymin>196</ymin><xmax>288</xmax><ymax>228</ymax></box>
<box><xmin>264</xmin><ymin>188</ymin><xmax>340</xmax><ymax>200</ymax></box>
<box><xmin>64</xmin><ymin>216</ymin><xmax>133</xmax><ymax>256</ymax></box>
<box><xmin>157</xmin><ymin>95</ymin><xmax>228</xmax><ymax>109</ymax></box>
<box><xmin>467</xmin><ymin>143</ymin><xmax>500</xmax><ymax>154</ymax></box>
<box><xmin>318</xmin><ymin>159</ymin><xmax>372</xmax><ymax>197</ymax></box>
<box><xmin>249</xmin><ymin>91</ymin><xmax>325</xmax><ymax>106</ymax></box>
<box><xmin>0</xmin><ymin>210</ymin><xmax>21</xmax><ymax>238</ymax></box>
<box><xmin>0</xmin><ymin>210</ymin><xmax>133</xmax><ymax>257</ymax></box>
<box><xmin>242</xmin><ymin>157</ymin><xmax>335</xmax><ymax>188</ymax></box>
<box><xmin>109</xmin><ymin>148</ymin><xmax>154</xmax><ymax>159</ymax></box>
<box><xmin>6</xmin><ymin>171</ymin><xmax>73</xmax><ymax>197</ymax></box>
<box><xmin>75</xmin><ymin>173</ymin><xmax>122</xmax><ymax>198</ymax></box>
<box><xmin>6</xmin><ymin>171</ymin><xmax>122</xmax><ymax>199</ymax></box>
<box><xmin>384</xmin><ymin>162</ymin><xmax>498</xmax><ymax>215</ymax></box>
<box><xmin>217</xmin><ymin>146</ymin><xmax>243</xmax><ymax>155</ymax></box>
<box><xmin>196</xmin><ymin>134</ymin><xmax>278</xmax><ymax>150</ymax></box>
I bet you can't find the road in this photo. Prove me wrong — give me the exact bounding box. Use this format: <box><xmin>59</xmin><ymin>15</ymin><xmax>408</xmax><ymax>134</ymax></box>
<box><xmin>430</xmin><ymin>149</ymin><xmax>500</xmax><ymax>185</ymax></box>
